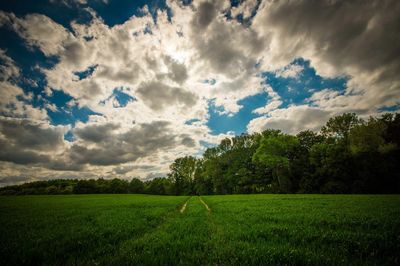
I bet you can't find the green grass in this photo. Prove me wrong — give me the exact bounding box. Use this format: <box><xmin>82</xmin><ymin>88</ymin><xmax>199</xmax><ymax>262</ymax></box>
<box><xmin>1</xmin><ymin>194</ymin><xmax>399</xmax><ymax>265</ymax></box>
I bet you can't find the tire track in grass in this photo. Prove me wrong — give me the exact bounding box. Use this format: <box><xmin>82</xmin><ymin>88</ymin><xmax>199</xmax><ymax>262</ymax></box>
<box><xmin>180</xmin><ymin>197</ymin><xmax>191</xmax><ymax>213</ymax></box>
<box><xmin>109</xmin><ymin>196</ymin><xmax>214</xmax><ymax>265</ymax></box>
<box><xmin>199</xmin><ymin>197</ymin><xmax>211</xmax><ymax>212</ymax></box>
<box><xmin>92</xmin><ymin>196</ymin><xmax>190</xmax><ymax>264</ymax></box>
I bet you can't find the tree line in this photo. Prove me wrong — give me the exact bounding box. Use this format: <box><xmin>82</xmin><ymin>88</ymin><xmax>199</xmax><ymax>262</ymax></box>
<box><xmin>1</xmin><ymin>113</ymin><xmax>399</xmax><ymax>195</ymax></box>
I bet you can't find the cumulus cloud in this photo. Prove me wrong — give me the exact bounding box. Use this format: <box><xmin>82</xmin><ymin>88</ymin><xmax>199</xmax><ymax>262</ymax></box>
<box><xmin>136</xmin><ymin>81</ymin><xmax>197</xmax><ymax>111</ymax></box>
<box><xmin>69</xmin><ymin>120</ymin><xmax>197</xmax><ymax>166</ymax></box>
<box><xmin>252</xmin><ymin>0</ymin><xmax>400</xmax><ymax>110</ymax></box>
<box><xmin>0</xmin><ymin>49</ymin><xmax>20</xmax><ymax>81</ymax></box>
<box><xmin>74</xmin><ymin>122</ymin><xmax>119</xmax><ymax>143</ymax></box>
<box><xmin>275</xmin><ymin>63</ymin><xmax>304</xmax><ymax>79</ymax></box>
<box><xmin>248</xmin><ymin>105</ymin><xmax>331</xmax><ymax>134</ymax></box>
<box><xmin>0</xmin><ymin>118</ymin><xmax>69</xmax><ymax>166</ymax></box>
<box><xmin>0</xmin><ymin>11</ymin><xmax>71</xmax><ymax>56</ymax></box>
<box><xmin>0</xmin><ymin>82</ymin><xmax>48</xmax><ymax>121</ymax></box>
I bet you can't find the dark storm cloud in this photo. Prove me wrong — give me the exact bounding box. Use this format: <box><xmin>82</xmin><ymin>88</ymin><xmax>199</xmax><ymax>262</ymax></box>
<box><xmin>136</xmin><ymin>81</ymin><xmax>197</xmax><ymax>111</ymax></box>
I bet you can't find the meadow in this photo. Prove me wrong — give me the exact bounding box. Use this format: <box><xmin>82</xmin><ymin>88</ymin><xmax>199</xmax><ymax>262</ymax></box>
<box><xmin>0</xmin><ymin>194</ymin><xmax>399</xmax><ymax>265</ymax></box>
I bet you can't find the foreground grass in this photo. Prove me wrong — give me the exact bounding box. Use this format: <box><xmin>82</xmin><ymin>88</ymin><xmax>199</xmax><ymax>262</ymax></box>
<box><xmin>204</xmin><ymin>194</ymin><xmax>400</xmax><ymax>265</ymax></box>
<box><xmin>0</xmin><ymin>194</ymin><xmax>188</xmax><ymax>265</ymax></box>
<box><xmin>0</xmin><ymin>194</ymin><xmax>399</xmax><ymax>265</ymax></box>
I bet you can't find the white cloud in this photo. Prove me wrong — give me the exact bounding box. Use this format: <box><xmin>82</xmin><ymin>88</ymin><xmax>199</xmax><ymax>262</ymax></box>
<box><xmin>248</xmin><ymin>105</ymin><xmax>331</xmax><ymax>134</ymax></box>
<box><xmin>0</xmin><ymin>12</ymin><xmax>71</xmax><ymax>56</ymax></box>
<box><xmin>0</xmin><ymin>49</ymin><xmax>20</xmax><ymax>81</ymax></box>
<box><xmin>252</xmin><ymin>0</ymin><xmax>400</xmax><ymax>112</ymax></box>
<box><xmin>275</xmin><ymin>63</ymin><xmax>304</xmax><ymax>79</ymax></box>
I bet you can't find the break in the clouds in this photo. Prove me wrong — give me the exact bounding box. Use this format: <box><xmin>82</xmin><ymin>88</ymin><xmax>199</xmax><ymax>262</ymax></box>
<box><xmin>0</xmin><ymin>0</ymin><xmax>399</xmax><ymax>185</ymax></box>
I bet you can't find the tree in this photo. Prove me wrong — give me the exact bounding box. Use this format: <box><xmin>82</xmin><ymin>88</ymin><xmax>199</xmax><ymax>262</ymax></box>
<box><xmin>321</xmin><ymin>113</ymin><xmax>360</xmax><ymax>144</ymax></box>
<box><xmin>130</xmin><ymin>178</ymin><xmax>144</xmax><ymax>193</ymax></box>
<box><xmin>145</xmin><ymin>178</ymin><xmax>172</xmax><ymax>195</ymax></box>
<box><xmin>297</xmin><ymin>130</ymin><xmax>324</xmax><ymax>150</ymax></box>
<box><xmin>349</xmin><ymin>117</ymin><xmax>396</xmax><ymax>154</ymax></box>
<box><xmin>73</xmin><ymin>180</ymin><xmax>98</xmax><ymax>194</ymax></box>
<box><xmin>308</xmin><ymin>142</ymin><xmax>352</xmax><ymax>193</ymax></box>
<box><xmin>168</xmin><ymin>156</ymin><xmax>198</xmax><ymax>195</ymax></box>
<box><xmin>253</xmin><ymin>134</ymin><xmax>300</xmax><ymax>193</ymax></box>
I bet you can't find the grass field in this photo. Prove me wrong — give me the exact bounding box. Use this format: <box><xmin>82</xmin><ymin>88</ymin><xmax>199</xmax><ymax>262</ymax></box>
<box><xmin>0</xmin><ymin>194</ymin><xmax>399</xmax><ymax>265</ymax></box>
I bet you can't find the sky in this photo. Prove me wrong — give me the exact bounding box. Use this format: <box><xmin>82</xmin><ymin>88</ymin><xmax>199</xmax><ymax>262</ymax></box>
<box><xmin>0</xmin><ymin>0</ymin><xmax>399</xmax><ymax>186</ymax></box>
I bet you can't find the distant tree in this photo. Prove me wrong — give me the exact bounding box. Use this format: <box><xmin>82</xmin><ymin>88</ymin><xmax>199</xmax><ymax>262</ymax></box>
<box><xmin>168</xmin><ymin>156</ymin><xmax>198</xmax><ymax>195</ymax></box>
<box><xmin>73</xmin><ymin>180</ymin><xmax>98</xmax><ymax>194</ymax></box>
<box><xmin>130</xmin><ymin>178</ymin><xmax>144</xmax><ymax>193</ymax></box>
<box><xmin>253</xmin><ymin>134</ymin><xmax>300</xmax><ymax>193</ymax></box>
<box><xmin>297</xmin><ymin>130</ymin><xmax>324</xmax><ymax>150</ymax></box>
<box><xmin>321</xmin><ymin>113</ymin><xmax>360</xmax><ymax>145</ymax></box>
<box><xmin>145</xmin><ymin>178</ymin><xmax>172</xmax><ymax>195</ymax></box>
<box><xmin>349</xmin><ymin>117</ymin><xmax>396</xmax><ymax>154</ymax></box>
<box><xmin>309</xmin><ymin>143</ymin><xmax>352</xmax><ymax>193</ymax></box>
<box><xmin>45</xmin><ymin>185</ymin><xmax>59</xmax><ymax>194</ymax></box>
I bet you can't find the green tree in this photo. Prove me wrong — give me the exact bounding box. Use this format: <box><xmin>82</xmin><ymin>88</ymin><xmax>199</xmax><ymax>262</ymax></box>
<box><xmin>145</xmin><ymin>178</ymin><xmax>172</xmax><ymax>195</ymax></box>
<box><xmin>253</xmin><ymin>134</ymin><xmax>299</xmax><ymax>193</ymax></box>
<box><xmin>129</xmin><ymin>178</ymin><xmax>144</xmax><ymax>193</ymax></box>
<box><xmin>349</xmin><ymin>117</ymin><xmax>396</xmax><ymax>154</ymax></box>
<box><xmin>168</xmin><ymin>156</ymin><xmax>198</xmax><ymax>195</ymax></box>
<box><xmin>321</xmin><ymin>113</ymin><xmax>360</xmax><ymax>145</ymax></box>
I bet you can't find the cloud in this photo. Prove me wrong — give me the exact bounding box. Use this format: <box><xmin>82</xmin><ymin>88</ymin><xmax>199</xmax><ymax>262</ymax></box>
<box><xmin>0</xmin><ymin>11</ymin><xmax>71</xmax><ymax>56</ymax></box>
<box><xmin>252</xmin><ymin>0</ymin><xmax>400</xmax><ymax>110</ymax></box>
<box><xmin>0</xmin><ymin>118</ymin><xmax>68</xmax><ymax>165</ymax></box>
<box><xmin>0</xmin><ymin>82</ymin><xmax>48</xmax><ymax>120</ymax></box>
<box><xmin>0</xmin><ymin>118</ymin><xmax>65</xmax><ymax>150</ymax></box>
<box><xmin>248</xmin><ymin>105</ymin><xmax>331</xmax><ymax>134</ymax></box>
<box><xmin>69</xmin><ymin>120</ymin><xmax>194</xmax><ymax>166</ymax></box>
<box><xmin>0</xmin><ymin>174</ymin><xmax>31</xmax><ymax>187</ymax></box>
<box><xmin>163</xmin><ymin>55</ymin><xmax>188</xmax><ymax>84</ymax></box>
<box><xmin>252</xmin><ymin>99</ymin><xmax>282</xmax><ymax>115</ymax></box>
<box><xmin>275</xmin><ymin>63</ymin><xmax>304</xmax><ymax>79</ymax></box>
<box><xmin>231</xmin><ymin>0</ymin><xmax>259</xmax><ymax>20</ymax></box>
<box><xmin>136</xmin><ymin>81</ymin><xmax>197</xmax><ymax>111</ymax></box>
<box><xmin>0</xmin><ymin>49</ymin><xmax>20</xmax><ymax>81</ymax></box>
<box><xmin>74</xmin><ymin>122</ymin><xmax>119</xmax><ymax>143</ymax></box>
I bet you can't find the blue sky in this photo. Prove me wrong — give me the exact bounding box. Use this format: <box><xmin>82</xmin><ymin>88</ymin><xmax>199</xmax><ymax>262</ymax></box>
<box><xmin>0</xmin><ymin>0</ymin><xmax>398</xmax><ymax>184</ymax></box>
<box><xmin>207</xmin><ymin>58</ymin><xmax>348</xmax><ymax>135</ymax></box>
